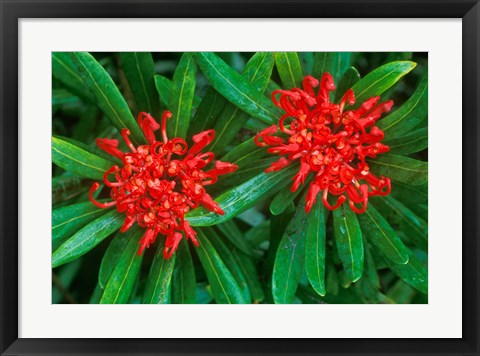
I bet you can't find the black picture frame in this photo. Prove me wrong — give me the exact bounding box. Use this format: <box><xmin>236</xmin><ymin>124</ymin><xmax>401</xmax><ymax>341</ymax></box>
<box><xmin>1</xmin><ymin>1</ymin><xmax>479</xmax><ymax>355</ymax></box>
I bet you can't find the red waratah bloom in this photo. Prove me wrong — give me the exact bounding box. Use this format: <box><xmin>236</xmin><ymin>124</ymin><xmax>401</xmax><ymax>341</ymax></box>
<box><xmin>255</xmin><ymin>73</ymin><xmax>392</xmax><ymax>214</ymax></box>
<box><xmin>89</xmin><ymin>111</ymin><xmax>238</xmax><ymax>258</ymax></box>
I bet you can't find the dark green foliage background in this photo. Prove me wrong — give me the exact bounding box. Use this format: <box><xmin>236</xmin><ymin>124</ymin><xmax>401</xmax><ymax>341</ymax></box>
<box><xmin>52</xmin><ymin>52</ymin><xmax>428</xmax><ymax>304</ymax></box>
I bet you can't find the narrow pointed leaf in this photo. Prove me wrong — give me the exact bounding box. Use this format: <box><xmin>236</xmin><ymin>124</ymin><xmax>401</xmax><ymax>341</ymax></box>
<box><xmin>312</xmin><ymin>52</ymin><xmax>351</xmax><ymax>82</ymax></box>
<box><xmin>275</xmin><ymin>52</ymin><xmax>303</xmax><ymax>88</ymax></box>
<box><xmin>217</xmin><ymin>220</ymin><xmax>256</xmax><ymax>257</ymax></box>
<box><xmin>189</xmin><ymin>88</ymin><xmax>227</xmax><ymax>135</ymax></box>
<box><xmin>168</xmin><ymin>53</ymin><xmax>197</xmax><ymax>139</ymax></box>
<box><xmin>333</xmin><ymin>204</ymin><xmax>364</xmax><ymax>282</ymax></box>
<box><xmin>100</xmin><ymin>227</ymin><xmax>144</xmax><ymax>304</ymax></box>
<box><xmin>390</xmin><ymin>181</ymin><xmax>428</xmax><ymax>205</ymax></box>
<box><xmin>368</xmin><ymin>154</ymin><xmax>428</xmax><ymax>186</ymax></box>
<box><xmin>171</xmin><ymin>239</ymin><xmax>196</xmax><ymax>304</ymax></box>
<box><xmin>270</xmin><ymin>183</ymin><xmax>303</xmax><ymax>216</ymax></box>
<box><xmin>52</xmin><ymin>175</ymin><xmax>90</xmax><ymax>204</ymax></box>
<box><xmin>89</xmin><ymin>283</ymin><xmax>104</xmax><ymax>304</ymax></box>
<box><xmin>387</xmin><ymin>253</ymin><xmax>428</xmax><ymax>294</ymax></box>
<box><xmin>357</xmin><ymin>204</ymin><xmax>410</xmax><ymax>264</ymax></box>
<box><xmin>220</xmin><ymin>136</ymin><xmax>269</xmax><ymax>166</ymax></box>
<box><xmin>334</xmin><ymin>66</ymin><xmax>361</xmax><ymax>102</ymax></box>
<box><xmin>52</xmin><ymin>202</ymin><xmax>110</xmax><ymax>243</ymax></box>
<box><xmin>52</xmin><ymin>210</ymin><xmax>123</xmax><ymax>268</ymax></box>
<box><xmin>232</xmin><ymin>249</ymin><xmax>265</xmax><ymax>302</ymax></box>
<box><xmin>298</xmin><ymin>52</ymin><xmax>314</xmax><ymax>76</ymax></box>
<box><xmin>119</xmin><ymin>52</ymin><xmax>160</xmax><ymax>116</ymax></box>
<box><xmin>69</xmin><ymin>52</ymin><xmax>144</xmax><ymax>144</ymax></box>
<box><xmin>194</xmin><ymin>52</ymin><xmax>281</xmax><ymax>124</ymax></box>
<box><xmin>54</xmin><ymin>134</ymin><xmax>120</xmax><ymax>165</ymax></box>
<box><xmin>350</xmin><ymin>61</ymin><xmax>416</xmax><ymax>106</ymax></box>
<box><xmin>204</xmin><ymin>227</ymin><xmax>251</xmax><ymax>302</ymax></box>
<box><xmin>377</xmin><ymin>74</ymin><xmax>428</xmax><ymax>137</ymax></box>
<box><xmin>142</xmin><ymin>244</ymin><xmax>176</xmax><ymax>304</ymax></box>
<box><xmin>195</xmin><ymin>230</ymin><xmax>246</xmax><ymax>304</ymax></box>
<box><xmin>52</xmin><ymin>137</ymin><xmax>114</xmax><ymax>180</ymax></box>
<box><xmin>214</xmin><ymin>157</ymin><xmax>279</xmax><ymax>192</ymax></box>
<box><xmin>52</xmin><ymin>52</ymin><xmax>93</xmax><ymax>102</ymax></box>
<box><xmin>186</xmin><ymin>164</ymin><xmax>297</xmax><ymax>226</ymax></box>
<box><xmin>98</xmin><ymin>229</ymin><xmax>132</xmax><ymax>288</ymax></box>
<box><xmin>373</xmin><ymin>196</ymin><xmax>428</xmax><ymax>244</ymax></box>
<box><xmin>211</xmin><ymin>52</ymin><xmax>274</xmax><ymax>153</ymax></box>
<box><xmin>305</xmin><ymin>200</ymin><xmax>327</xmax><ymax>296</ymax></box>
<box><xmin>383</xmin><ymin>127</ymin><xmax>428</xmax><ymax>155</ymax></box>
<box><xmin>272</xmin><ymin>201</ymin><xmax>308</xmax><ymax>304</ymax></box>
<box><xmin>154</xmin><ymin>75</ymin><xmax>172</xmax><ymax>107</ymax></box>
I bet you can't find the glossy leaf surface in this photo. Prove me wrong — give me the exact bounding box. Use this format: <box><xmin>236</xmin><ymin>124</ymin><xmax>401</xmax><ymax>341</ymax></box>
<box><xmin>52</xmin><ymin>137</ymin><xmax>114</xmax><ymax>181</ymax></box>
<box><xmin>53</xmin><ymin>210</ymin><xmax>123</xmax><ymax>268</ymax></box>
<box><xmin>333</xmin><ymin>204</ymin><xmax>364</xmax><ymax>282</ymax></box>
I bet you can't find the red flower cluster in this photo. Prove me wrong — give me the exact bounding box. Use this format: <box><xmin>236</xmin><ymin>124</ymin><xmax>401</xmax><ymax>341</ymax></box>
<box><xmin>89</xmin><ymin>111</ymin><xmax>238</xmax><ymax>258</ymax></box>
<box><xmin>255</xmin><ymin>73</ymin><xmax>392</xmax><ymax>214</ymax></box>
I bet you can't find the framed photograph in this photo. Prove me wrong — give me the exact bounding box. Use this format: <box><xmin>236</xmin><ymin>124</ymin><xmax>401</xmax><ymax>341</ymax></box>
<box><xmin>1</xmin><ymin>1</ymin><xmax>478</xmax><ymax>355</ymax></box>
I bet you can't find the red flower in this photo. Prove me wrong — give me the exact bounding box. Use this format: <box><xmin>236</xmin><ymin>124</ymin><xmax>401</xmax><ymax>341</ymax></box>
<box><xmin>255</xmin><ymin>73</ymin><xmax>392</xmax><ymax>214</ymax></box>
<box><xmin>89</xmin><ymin>111</ymin><xmax>238</xmax><ymax>258</ymax></box>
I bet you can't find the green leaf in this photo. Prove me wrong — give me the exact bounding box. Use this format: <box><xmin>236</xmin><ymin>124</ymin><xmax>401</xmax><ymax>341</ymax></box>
<box><xmin>390</xmin><ymin>181</ymin><xmax>428</xmax><ymax>205</ymax></box>
<box><xmin>89</xmin><ymin>283</ymin><xmax>104</xmax><ymax>304</ymax></box>
<box><xmin>232</xmin><ymin>249</ymin><xmax>265</xmax><ymax>302</ymax></box>
<box><xmin>203</xmin><ymin>227</ymin><xmax>251</xmax><ymax>302</ymax></box>
<box><xmin>213</xmin><ymin>157</ymin><xmax>279</xmax><ymax>193</ymax></box>
<box><xmin>298</xmin><ymin>52</ymin><xmax>314</xmax><ymax>76</ymax></box>
<box><xmin>52</xmin><ymin>210</ymin><xmax>123</xmax><ymax>268</ymax></box>
<box><xmin>373</xmin><ymin>196</ymin><xmax>428</xmax><ymax>244</ymax></box>
<box><xmin>265</xmin><ymin>79</ymin><xmax>281</xmax><ymax>97</ymax></box>
<box><xmin>52</xmin><ymin>259</ymin><xmax>82</xmax><ymax>303</ymax></box>
<box><xmin>52</xmin><ymin>137</ymin><xmax>113</xmax><ymax>181</ymax></box>
<box><xmin>98</xmin><ymin>230</ymin><xmax>132</xmax><ymax>288</ymax></box>
<box><xmin>334</xmin><ymin>66</ymin><xmax>361</xmax><ymax>102</ymax></box>
<box><xmin>272</xmin><ymin>201</ymin><xmax>308</xmax><ymax>304</ymax></box>
<box><xmin>357</xmin><ymin>204</ymin><xmax>410</xmax><ymax>265</ymax></box>
<box><xmin>312</xmin><ymin>52</ymin><xmax>351</xmax><ymax>82</ymax></box>
<box><xmin>171</xmin><ymin>239</ymin><xmax>196</xmax><ymax>304</ymax></box>
<box><xmin>275</xmin><ymin>52</ymin><xmax>303</xmax><ymax>88</ymax></box>
<box><xmin>52</xmin><ymin>175</ymin><xmax>90</xmax><ymax>205</ymax></box>
<box><xmin>55</xmin><ymin>135</ymin><xmax>119</xmax><ymax>165</ymax></box>
<box><xmin>220</xmin><ymin>136</ymin><xmax>269</xmax><ymax>166</ymax></box>
<box><xmin>168</xmin><ymin>53</ymin><xmax>197</xmax><ymax>139</ymax></box>
<box><xmin>142</xmin><ymin>243</ymin><xmax>176</xmax><ymax>304</ymax></box>
<box><xmin>377</xmin><ymin>74</ymin><xmax>428</xmax><ymax>137</ymax></box>
<box><xmin>154</xmin><ymin>75</ymin><xmax>172</xmax><ymax>107</ymax></box>
<box><xmin>387</xmin><ymin>253</ymin><xmax>428</xmax><ymax>294</ymax></box>
<box><xmin>245</xmin><ymin>220</ymin><xmax>270</xmax><ymax>247</ymax></box>
<box><xmin>368</xmin><ymin>154</ymin><xmax>428</xmax><ymax>186</ymax></box>
<box><xmin>68</xmin><ymin>52</ymin><xmax>144</xmax><ymax>145</ymax></box>
<box><xmin>333</xmin><ymin>204</ymin><xmax>364</xmax><ymax>282</ymax></box>
<box><xmin>210</xmin><ymin>52</ymin><xmax>274</xmax><ymax>153</ymax></box>
<box><xmin>383</xmin><ymin>127</ymin><xmax>428</xmax><ymax>155</ymax></box>
<box><xmin>186</xmin><ymin>164</ymin><xmax>296</xmax><ymax>226</ymax></box>
<box><xmin>270</xmin><ymin>183</ymin><xmax>303</xmax><ymax>216</ymax></box>
<box><xmin>119</xmin><ymin>52</ymin><xmax>160</xmax><ymax>116</ymax></box>
<box><xmin>350</xmin><ymin>61</ymin><xmax>417</xmax><ymax>106</ymax></box>
<box><xmin>52</xmin><ymin>201</ymin><xmax>110</xmax><ymax>243</ymax></box>
<box><xmin>100</xmin><ymin>227</ymin><xmax>144</xmax><ymax>304</ymax></box>
<box><xmin>194</xmin><ymin>52</ymin><xmax>281</xmax><ymax>124</ymax></box>
<box><xmin>305</xmin><ymin>200</ymin><xmax>327</xmax><ymax>296</ymax></box>
<box><xmin>195</xmin><ymin>230</ymin><xmax>246</xmax><ymax>304</ymax></box>
<box><xmin>52</xmin><ymin>52</ymin><xmax>93</xmax><ymax>102</ymax></box>
<box><xmin>188</xmin><ymin>88</ymin><xmax>227</xmax><ymax>135</ymax></box>
<box><xmin>216</xmin><ymin>220</ymin><xmax>256</xmax><ymax>257</ymax></box>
